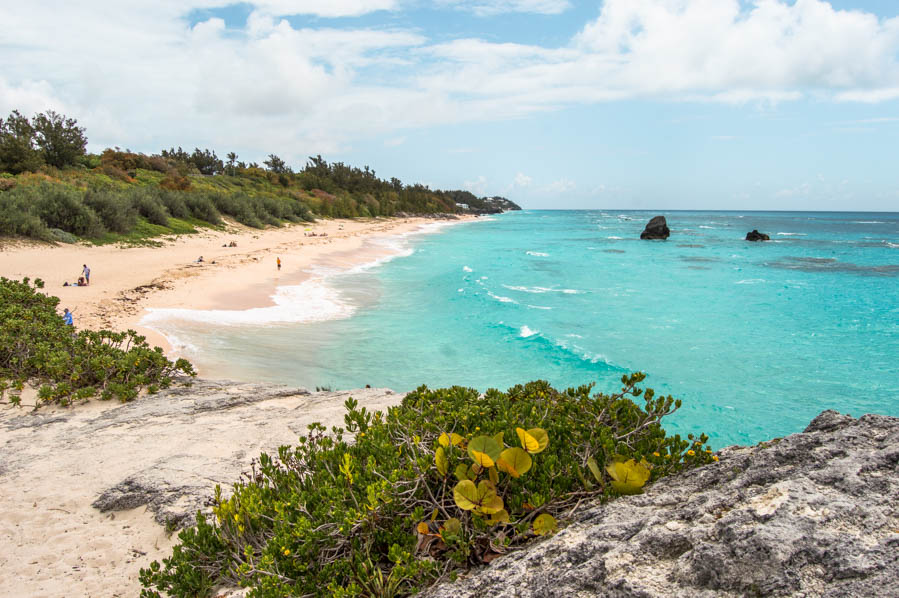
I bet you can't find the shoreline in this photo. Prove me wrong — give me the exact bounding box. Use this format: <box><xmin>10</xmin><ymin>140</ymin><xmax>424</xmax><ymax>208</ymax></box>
<box><xmin>1</xmin><ymin>215</ymin><xmax>474</xmax><ymax>366</ymax></box>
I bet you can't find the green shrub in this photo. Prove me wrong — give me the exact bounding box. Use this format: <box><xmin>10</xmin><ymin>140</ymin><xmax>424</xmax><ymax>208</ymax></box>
<box><xmin>48</xmin><ymin>228</ymin><xmax>78</xmax><ymax>244</ymax></box>
<box><xmin>129</xmin><ymin>187</ymin><xmax>171</xmax><ymax>226</ymax></box>
<box><xmin>184</xmin><ymin>194</ymin><xmax>221</xmax><ymax>225</ymax></box>
<box><xmin>141</xmin><ymin>376</ymin><xmax>714</xmax><ymax>598</ymax></box>
<box><xmin>0</xmin><ymin>277</ymin><xmax>195</xmax><ymax>406</ymax></box>
<box><xmin>29</xmin><ymin>183</ymin><xmax>105</xmax><ymax>237</ymax></box>
<box><xmin>0</xmin><ymin>190</ymin><xmax>51</xmax><ymax>239</ymax></box>
<box><xmin>84</xmin><ymin>188</ymin><xmax>139</xmax><ymax>233</ymax></box>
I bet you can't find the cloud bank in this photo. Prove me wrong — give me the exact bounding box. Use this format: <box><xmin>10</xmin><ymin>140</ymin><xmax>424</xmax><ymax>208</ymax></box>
<box><xmin>2</xmin><ymin>0</ymin><xmax>898</xmax><ymax>162</ymax></box>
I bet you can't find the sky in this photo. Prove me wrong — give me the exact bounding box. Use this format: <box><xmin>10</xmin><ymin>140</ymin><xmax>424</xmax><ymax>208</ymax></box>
<box><xmin>2</xmin><ymin>0</ymin><xmax>898</xmax><ymax>211</ymax></box>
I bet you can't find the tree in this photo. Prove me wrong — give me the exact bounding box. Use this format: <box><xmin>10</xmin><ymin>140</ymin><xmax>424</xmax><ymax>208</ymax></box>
<box><xmin>31</xmin><ymin>110</ymin><xmax>87</xmax><ymax>169</ymax></box>
<box><xmin>0</xmin><ymin>110</ymin><xmax>43</xmax><ymax>174</ymax></box>
<box><xmin>189</xmin><ymin>148</ymin><xmax>223</xmax><ymax>175</ymax></box>
<box><xmin>264</xmin><ymin>154</ymin><xmax>291</xmax><ymax>174</ymax></box>
<box><xmin>225</xmin><ymin>152</ymin><xmax>238</xmax><ymax>175</ymax></box>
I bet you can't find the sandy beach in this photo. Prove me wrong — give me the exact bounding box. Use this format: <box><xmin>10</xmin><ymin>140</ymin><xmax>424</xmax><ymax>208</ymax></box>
<box><xmin>0</xmin><ymin>216</ymin><xmax>473</xmax><ymax>597</ymax></box>
<box><xmin>0</xmin><ymin>216</ymin><xmax>463</xmax><ymax>362</ymax></box>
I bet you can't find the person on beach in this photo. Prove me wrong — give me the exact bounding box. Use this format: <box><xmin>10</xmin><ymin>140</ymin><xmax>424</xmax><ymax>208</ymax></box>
<box><xmin>196</xmin><ymin>256</ymin><xmax>204</xmax><ymax>263</ymax></box>
<box><xmin>63</xmin><ymin>307</ymin><xmax>74</xmax><ymax>326</ymax></box>
<box><xmin>82</xmin><ymin>264</ymin><xmax>90</xmax><ymax>285</ymax></box>
<box><xmin>277</xmin><ymin>257</ymin><xmax>281</xmax><ymax>270</ymax></box>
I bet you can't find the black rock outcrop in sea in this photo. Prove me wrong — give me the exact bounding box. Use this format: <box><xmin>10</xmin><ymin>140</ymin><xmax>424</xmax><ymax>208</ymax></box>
<box><xmin>640</xmin><ymin>215</ymin><xmax>670</xmax><ymax>239</ymax></box>
<box><xmin>746</xmin><ymin>229</ymin><xmax>771</xmax><ymax>241</ymax></box>
<box><xmin>423</xmin><ymin>410</ymin><xmax>899</xmax><ymax>598</ymax></box>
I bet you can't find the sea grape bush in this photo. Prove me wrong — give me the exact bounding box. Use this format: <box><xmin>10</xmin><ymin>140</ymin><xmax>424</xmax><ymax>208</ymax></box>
<box><xmin>140</xmin><ymin>375</ymin><xmax>714</xmax><ymax>598</ymax></box>
<box><xmin>0</xmin><ymin>277</ymin><xmax>194</xmax><ymax>405</ymax></box>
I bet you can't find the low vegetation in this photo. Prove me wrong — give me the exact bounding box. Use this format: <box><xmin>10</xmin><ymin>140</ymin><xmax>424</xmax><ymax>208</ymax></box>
<box><xmin>140</xmin><ymin>374</ymin><xmax>714</xmax><ymax>598</ymax></box>
<box><xmin>0</xmin><ymin>277</ymin><xmax>194</xmax><ymax>405</ymax></box>
<box><xmin>0</xmin><ymin>109</ymin><xmax>519</xmax><ymax>244</ymax></box>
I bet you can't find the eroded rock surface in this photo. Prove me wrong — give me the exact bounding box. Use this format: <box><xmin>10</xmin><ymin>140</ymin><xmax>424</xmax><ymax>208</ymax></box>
<box><xmin>423</xmin><ymin>411</ymin><xmax>899</xmax><ymax>598</ymax></box>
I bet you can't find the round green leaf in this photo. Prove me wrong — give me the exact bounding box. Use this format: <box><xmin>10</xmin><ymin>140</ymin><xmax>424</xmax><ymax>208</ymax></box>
<box><xmin>497</xmin><ymin>447</ymin><xmax>533</xmax><ymax>478</ymax></box>
<box><xmin>468</xmin><ymin>435</ymin><xmax>502</xmax><ymax>468</ymax></box>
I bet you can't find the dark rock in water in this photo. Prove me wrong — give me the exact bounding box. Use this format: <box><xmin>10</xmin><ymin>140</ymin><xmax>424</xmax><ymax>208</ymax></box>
<box><xmin>423</xmin><ymin>410</ymin><xmax>899</xmax><ymax>598</ymax></box>
<box><xmin>640</xmin><ymin>215</ymin><xmax>670</xmax><ymax>240</ymax></box>
<box><xmin>746</xmin><ymin>229</ymin><xmax>770</xmax><ymax>241</ymax></box>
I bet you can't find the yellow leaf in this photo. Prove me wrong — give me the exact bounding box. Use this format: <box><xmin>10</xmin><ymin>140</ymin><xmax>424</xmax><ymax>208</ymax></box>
<box><xmin>439</xmin><ymin>432</ymin><xmax>464</xmax><ymax>447</ymax></box>
<box><xmin>488</xmin><ymin>465</ymin><xmax>499</xmax><ymax>485</ymax></box>
<box><xmin>488</xmin><ymin>509</ymin><xmax>510</xmax><ymax>525</ymax></box>
<box><xmin>586</xmin><ymin>457</ymin><xmax>602</xmax><ymax>483</ymax></box>
<box><xmin>435</xmin><ymin>446</ymin><xmax>449</xmax><ymax>476</ymax></box>
<box><xmin>605</xmin><ymin>459</ymin><xmax>651</xmax><ymax>495</ymax></box>
<box><xmin>533</xmin><ymin>513</ymin><xmax>557</xmax><ymax>536</ymax></box>
<box><xmin>453</xmin><ymin>480</ymin><xmax>479</xmax><ymax>511</ymax></box>
<box><xmin>417</xmin><ymin>522</ymin><xmax>430</xmax><ymax>535</ymax></box>
<box><xmin>516</xmin><ymin>427</ymin><xmax>549</xmax><ymax>454</ymax></box>
<box><xmin>493</xmin><ymin>431</ymin><xmax>505</xmax><ymax>447</ymax></box>
<box><xmin>497</xmin><ymin>447</ymin><xmax>532</xmax><ymax>478</ymax></box>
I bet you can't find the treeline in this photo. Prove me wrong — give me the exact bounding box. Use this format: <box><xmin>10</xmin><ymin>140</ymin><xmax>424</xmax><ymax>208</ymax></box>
<box><xmin>0</xmin><ymin>109</ymin><xmax>519</xmax><ymax>242</ymax></box>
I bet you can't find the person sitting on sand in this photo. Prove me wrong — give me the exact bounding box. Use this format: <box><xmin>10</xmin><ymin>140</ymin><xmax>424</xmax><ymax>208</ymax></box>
<box><xmin>82</xmin><ymin>264</ymin><xmax>90</xmax><ymax>285</ymax></box>
<box><xmin>76</xmin><ymin>276</ymin><xmax>85</xmax><ymax>286</ymax></box>
<box><xmin>196</xmin><ymin>256</ymin><xmax>204</xmax><ymax>263</ymax></box>
<box><xmin>277</xmin><ymin>257</ymin><xmax>281</xmax><ymax>270</ymax></box>
<box><xmin>63</xmin><ymin>307</ymin><xmax>75</xmax><ymax>326</ymax></box>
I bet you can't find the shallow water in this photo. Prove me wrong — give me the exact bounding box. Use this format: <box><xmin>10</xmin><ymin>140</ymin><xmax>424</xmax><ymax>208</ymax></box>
<box><xmin>145</xmin><ymin>211</ymin><xmax>899</xmax><ymax>447</ymax></box>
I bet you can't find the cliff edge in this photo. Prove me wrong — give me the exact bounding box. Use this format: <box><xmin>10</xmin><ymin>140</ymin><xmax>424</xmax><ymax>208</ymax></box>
<box><xmin>423</xmin><ymin>410</ymin><xmax>898</xmax><ymax>598</ymax></box>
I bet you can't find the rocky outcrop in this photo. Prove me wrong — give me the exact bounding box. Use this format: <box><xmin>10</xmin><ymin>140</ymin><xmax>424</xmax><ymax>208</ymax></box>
<box><xmin>424</xmin><ymin>411</ymin><xmax>899</xmax><ymax>598</ymax></box>
<box><xmin>746</xmin><ymin>229</ymin><xmax>771</xmax><ymax>241</ymax></box>
<box><xmin>640</xmin><ymin>216</ymin><xmax>670</xmax><ymax>240</ymax></box>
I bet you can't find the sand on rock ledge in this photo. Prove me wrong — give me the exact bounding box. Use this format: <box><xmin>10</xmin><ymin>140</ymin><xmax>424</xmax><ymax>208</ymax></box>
<box><xmin>0</xmin><ymin>378</ymin><xmax>404</xmax><ymax>598</ymax></box>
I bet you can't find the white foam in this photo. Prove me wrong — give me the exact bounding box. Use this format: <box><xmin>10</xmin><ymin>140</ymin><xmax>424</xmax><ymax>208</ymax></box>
<box><xmin>502</xmin><ymin>284</ymin><xmax>583</xmax><ymax>295</ymax></box>
<box><xmin>457</xmin><ymin>288</ymin><xmax>464</xmax><ymax>293</ymax></box>
<box><xmin>526</xmin><ymin>251</ymin><xmax>549</xmax><ymax>257</ymax></box>
<box><xmin>607</xmin><ymin>236</ymin><xmax>623</xmax><ymax>240</ymax></box>
<box><xmin>735</xmin><ymin>279</ymin><xmax>766</xmax><ymax>285</ymax></box>
<box><xmin>526</xmin><ymin>304</ymin><xmax>552</xmax><ymax>310</ymax></box>
<box><xmin>777</xmin><ymin>232</ymin><xmax>807</xmax><ymax>236</ymax></box>
<box><xmin>699</xmin><ymin>225</ymin><xmax>715</xmax><ymax>229</ymax></box>
<box><xmin>854</xmin><ymin>221</ymin><xmax>885</xmax><ymax>224</ymax></box>
<box><xmin>463</xmin><ymin>266</ymin><xmax>473</xmax><ymax>272</ymax></box>
<box><xmin>143</xmin><ymin>278</ymin><xmax>355</xmax><ymax>326</ymax></box>
<box><xmin>487</xmin><ymin>291</ymin><xmax>517</xmax><ymax>304</ymax></box>
<box><xmin>520</xmin><ymin>325</ymin><xmax>539</xmax><ymax>338</ymax></box>
<box><xmin>887</xmin><ymin>242</ymin><xmax>899</xmax><ymax>248</ymax></box>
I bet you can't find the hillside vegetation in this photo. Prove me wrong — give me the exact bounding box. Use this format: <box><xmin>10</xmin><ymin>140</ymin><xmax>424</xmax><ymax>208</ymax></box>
<box><xmin>0</xmin><ymin>110</ymin><xmax>519</xmax><ymax>243</ymax></box>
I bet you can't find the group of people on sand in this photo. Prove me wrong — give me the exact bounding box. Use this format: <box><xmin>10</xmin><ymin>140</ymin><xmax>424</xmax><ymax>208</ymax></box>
<box><xmin>63</xmin><ymin>264</ymin><xmax>90</xmax><ymax>287</ymax></box>
<box><xmin>61</xmin><ymin>264</ymin><xmax>90</xmax><ymax>326</ymax></box>
<box><xmin>304</xmin><ymin>231</ymin><xmax>327</xmax><ymax>237</ymax></box>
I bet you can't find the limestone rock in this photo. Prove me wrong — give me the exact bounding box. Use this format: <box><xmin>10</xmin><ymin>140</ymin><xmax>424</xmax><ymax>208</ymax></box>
<box><xmin>746</xmin><ymin>229</ymin><xmax>771</xmax><ymax>241</ymax></box>
<box><xmin>423</xmin><ymin>410</ymin><xmax>899</xmax><ymax>598</ymax></box>
<box><xmin>640</xmin><ymin>216</ymin><xmax>670</xmax><ymax>240</ymax></box>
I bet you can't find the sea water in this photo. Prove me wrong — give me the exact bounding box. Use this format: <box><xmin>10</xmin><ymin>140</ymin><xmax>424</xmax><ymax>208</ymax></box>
<box><xmin>144</xmin><ymin>211</ymin><xmax>899</xmax><ymax>447</ymax></box>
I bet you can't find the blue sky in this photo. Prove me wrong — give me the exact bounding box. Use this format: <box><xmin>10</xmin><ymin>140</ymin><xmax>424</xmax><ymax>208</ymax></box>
<box><xmin>2</xmin><ymin>1</ymin><xmax>898</xmax><ymax>210</ymax></box>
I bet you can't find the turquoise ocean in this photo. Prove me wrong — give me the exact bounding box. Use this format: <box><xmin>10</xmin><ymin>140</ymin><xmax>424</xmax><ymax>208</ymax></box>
<box><xmin>144</xmin><ymin>211</ymin><xmax>899</xmax><ymax>447</ymax></box>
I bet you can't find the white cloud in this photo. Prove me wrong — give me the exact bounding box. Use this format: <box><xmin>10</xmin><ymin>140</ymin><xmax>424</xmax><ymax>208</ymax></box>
<box><xmin>384</xmin><ymin>136</ymin><xmax>406</xmax><ymax>147</ymax></box>
<box><xmin>544</xmin><ymin>178</ymin><xmax>576</xmax><ymax>193</ymax></box>
<box><xmin>464</xmin><ymin>175</ymin><xmax>488</xmax><ymax>195</ymax></box>
<box><xmin>437</xmin><ymin>0</ymin><xmax>571</xmax><ymax>17</ymax></box>
<box><xmin>2</xmin><ymin>0</ymin><xmax>899</xmax><ymax>164</ymax></box>
<box><xmin>251</xmin><ymin>0</ymin><xmax>399</xmax><ymax>17</ymax></box>
<box><xmin>514</xmin><ymin>172</ymin><xmax>532</xmax><ymax>187</ymax></box>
